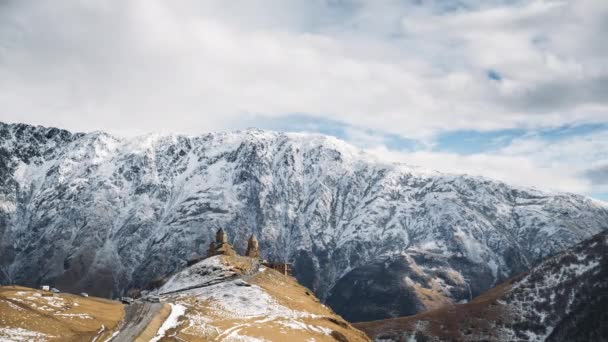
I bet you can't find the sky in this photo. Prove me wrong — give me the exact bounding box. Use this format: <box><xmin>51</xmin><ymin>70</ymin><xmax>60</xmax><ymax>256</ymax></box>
<box><xmin>0</xmin><ymin>0</ymin><xmax>607</xmax><ymax>200</ymax></box>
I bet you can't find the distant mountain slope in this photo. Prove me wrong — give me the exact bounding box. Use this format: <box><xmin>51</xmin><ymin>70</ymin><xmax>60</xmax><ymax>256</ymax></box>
<box><xmin>1</xmin><ymin>122</ymin><xmax>607</xmax><ymax>320</ymax></box>
<box><xmin>354</xmin><ymin>230</ymin><xmax>608</xmax><ymax>341</ymax></box>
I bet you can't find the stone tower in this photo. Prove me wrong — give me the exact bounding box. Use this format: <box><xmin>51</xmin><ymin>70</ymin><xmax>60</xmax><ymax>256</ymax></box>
<box><xmin>207</xmin><ymin>228</ymin><xmax>236</xmax><ymax>257</ymax></box>
<box><xmin>216</xmin><ymin>228</ymin><xmax>227</xmax><ymax>244</ymax></box>
<box><xmin>245</xmin><ymin>234</ymin><xmax>260</xmax><ymax>258</ymax></box>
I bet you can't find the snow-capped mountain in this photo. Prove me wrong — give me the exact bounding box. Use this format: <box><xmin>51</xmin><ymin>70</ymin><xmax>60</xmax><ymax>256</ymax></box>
<box><xmin>1</xmin><ymin>122</ymin><xmax>607</xmax><ymax>317</ymax></box>
<box><xmin>355</xmin><ymin>230</ymin><xmax>608</xmax><ymax>341</ymax></box>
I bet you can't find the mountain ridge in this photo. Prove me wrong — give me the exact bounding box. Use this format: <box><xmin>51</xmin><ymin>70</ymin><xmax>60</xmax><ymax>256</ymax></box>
<box><xmin>1</xmin><ymin>121</ymin><xmax>607</xmax><ymax>320</ymax></box>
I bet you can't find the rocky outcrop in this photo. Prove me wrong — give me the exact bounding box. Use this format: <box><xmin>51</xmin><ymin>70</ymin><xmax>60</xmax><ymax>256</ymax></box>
<box><xmin>1</xmin><ymin>122</ymin><xmax>607</xmax><ymax>320</ymax></box>
<box><xmin>327</xmin><ymin>251</ymin><xmax>474</xmax><ymax>322</ymax></box>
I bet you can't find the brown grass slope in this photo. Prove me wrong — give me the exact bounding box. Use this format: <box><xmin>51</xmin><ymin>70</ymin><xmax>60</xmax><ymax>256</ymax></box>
<box><xmin>154</xmin><ymin>255</ymin><xmax>371</xmax><ymax>341</ymax></box>
<box><xmin>0</xmin><ymin>285</ymin><xmax>124</xmax><ymax>341</ymax></box>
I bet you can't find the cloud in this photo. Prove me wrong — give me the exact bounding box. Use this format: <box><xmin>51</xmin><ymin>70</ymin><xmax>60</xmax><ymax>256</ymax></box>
<box><xmin>0</xmin><ymin>0</ymin><xmax>606</xmax><ymax>139</ymax></box>
<box><xmin>366</xmin><ymin>128</ymin><xmax>608</xmax><ymax>196</ymax></box>
<box><xmin>586</xmin><ymin>165</ymin><xmax>608</xmax><ymax>188</ymax></box>
<box><xmin>368</xmin><ymin>146</ymin><xmax>591</xmax><ymax>194</ymax></box>
<box><xmin>0</xmin><ymin>0</ymin><xmax>606</xmax><ymax>199</ymax></box>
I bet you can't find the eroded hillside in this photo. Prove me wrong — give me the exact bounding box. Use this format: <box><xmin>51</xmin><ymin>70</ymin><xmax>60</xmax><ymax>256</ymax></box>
<box><xmin>355</xmin><ymin>231</ymin><xmax>608</xmax><ymax>341</ymax></box>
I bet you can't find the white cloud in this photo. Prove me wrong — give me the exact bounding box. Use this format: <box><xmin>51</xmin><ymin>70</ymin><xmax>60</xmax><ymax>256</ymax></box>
<box><xmin>367</xmin><ymin>129</ymin><xmax>608</xmax><ymax>196</ymax></box>
<box><xmin>0</xmin><ymin>0</ymin><xmax>606</xmax><ymax>139</ymax></box>
<box><xmin>369</xmin><ymin>146</ymin><xmax>590</xmax><ymax>194</ymax></box>
<box><xmin>0</xmin><ymin>0</ymin><xmax>606</xmax><ymax>198</ymax></box>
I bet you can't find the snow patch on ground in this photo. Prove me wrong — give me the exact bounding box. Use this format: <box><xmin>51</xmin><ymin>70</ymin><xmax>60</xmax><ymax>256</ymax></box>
<box><xmin>54</xmin><ymin>313</ymin><xmax>93</xmax><ymax>319</ymax></box>
<box><xmin>222</xmin><ymin>331</ymin><xmax>270</xmax><ymax>342</ymax></box>
<box><xmin>179</xmin><ymin>279</ymin><xmax>299</xmax><ymax>320</ymax></box>
<box><xmin>487</xmin><ymin>259</ymin><xmax>499</xmax><ymax>280</ymax></box>
<box><xmin>160</xmin><ymin>256</ymin><xmax>231</xmax><ymax>293</ymax></box>
<box><xmin>278</xmin><ymin>320</ymin><xmax>332</xmax><ymax>335</ymax></box>
<box><xmin>90</xmin><ymin>325</ymin><xmax>105</xmax><ymax>342</ymax></box>
<box><xmin>0</xmin><ymin>327</ymin><xmax>53</xmax><ymax>342</ymax></box>
<box><xmin>103</xmin><ymin>329</ymin><xmax>120</xmax><ymax>342</ymax></box>
<box><xmin>150</xmin><ymin>303</ymin><xmax>186</xmax><ymax>342</ymax></box>
<box><xmin>1</xmin><ymin>299</ymin><xmax>23</xmax><ymax>311</ymax></box>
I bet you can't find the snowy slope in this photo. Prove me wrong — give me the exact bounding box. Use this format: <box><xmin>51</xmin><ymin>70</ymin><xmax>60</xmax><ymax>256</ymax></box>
<box><xmin>1</xmin><ymin>122</ymin><xmax>607</xmax><ymax>317</ymax></box>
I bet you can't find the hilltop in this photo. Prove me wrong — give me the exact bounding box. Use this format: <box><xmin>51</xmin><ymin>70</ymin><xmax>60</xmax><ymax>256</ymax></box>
<box><xmin>0</xmin><ymin>254</ymin><xmax>369</xmax><ymax>341</ymax></box>
<box><xmin>143</xmin><ymin>254</ymin><xmax>369</xmax><ymax>341</ymax></box>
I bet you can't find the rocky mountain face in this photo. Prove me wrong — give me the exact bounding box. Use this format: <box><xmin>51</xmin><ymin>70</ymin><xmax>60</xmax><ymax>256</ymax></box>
<box><xmin>327</xmin><ymin>250</ymin><xmax>475</xmax><ymax>322</ymax></box>
<box><xmin>355</xmin><ymin>230</ymin><xmax>608</xmax><ymax>341</ymax></box>
<box><xmin>1</xmin><ymin>122</ymin><xmax>607</xmax><ymax>318</ymax></box>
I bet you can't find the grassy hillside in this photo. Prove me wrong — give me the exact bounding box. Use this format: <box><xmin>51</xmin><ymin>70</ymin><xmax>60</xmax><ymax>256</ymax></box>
<box><xmin>151</xmin><ymin>255</ymin><xmax>370</xmax><ymax>341</ymax></box>
<box><xmin>0</xmin><ymin>286</ymin><xmax>124</xmax><ymax>341</ymax></box>
<box><xmin>0</xmin><ymin>255</ymin><xmax>370</xmax><ymax>341</ymax></box>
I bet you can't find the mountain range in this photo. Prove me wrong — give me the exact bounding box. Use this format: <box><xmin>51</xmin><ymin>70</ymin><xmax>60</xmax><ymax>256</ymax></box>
<box><xmin>1</xmin><ymin>121</ymin><xmax>607</xmax><ymax>321</ymax></box>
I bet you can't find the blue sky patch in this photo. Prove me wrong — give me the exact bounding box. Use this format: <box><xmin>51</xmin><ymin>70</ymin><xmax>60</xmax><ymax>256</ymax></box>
<box><xmin>250</xmin><ymin>114</ymin><xmax>608</xmax><ymax>157</ymax></box>
<box><xmin>435</xmin><ymin>128</ymin><xmax>524</xmax><ymax>153</ymax></box>
<box><xmin>247</xmin><ymin>113</ymin><xmax>349</xmax><ymax>139</ymax></box>
<box><xmin>248</xmin><ymin>113</ymin><xmax>420</xmax><ymax>150</ymax></box>
<box><xmin>435</xmin><ymin>123</ymin><xmax>608</xmax><ymax>154</ymax></box>
<box><xmin>487</xmin><ymin>69</ymin><xmax>502</xmax><ymax>81</ymax></box>
<box><xmin>591</xmin><ymin>192</ymin><xmax>608</xmax><ymax>201</ymax></box>
<box><xmin>243</xmin><ymin>114</ymin><xmax>608</xmax><ymax>201</ymax></box>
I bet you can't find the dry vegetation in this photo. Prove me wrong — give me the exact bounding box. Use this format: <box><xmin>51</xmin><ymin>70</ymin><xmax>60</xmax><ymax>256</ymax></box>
<box><xmin>158</xmin><ymin>256</ymin><xmax>370</xmax><ymax>341</ymax></box>
<box><xmin>354</xmin><ymin>275</ymin><xmax>523</xmax><ymax>341</ymax></box>
<box><xmin>248</xmin><ymin>263</ymin><xmax>370</xmax><ymax>341</ymax></box>
<box><xmin>0</xmin><ymin>285</ymin><xmax>124</xmax><ymax>341</ymax></box>
<box><xmin>0</xmin><ymin>256</ymin><xmax>371</xmax><ymax>341</ymax></box>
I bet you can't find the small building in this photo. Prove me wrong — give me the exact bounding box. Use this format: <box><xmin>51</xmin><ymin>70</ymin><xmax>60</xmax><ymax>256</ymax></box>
<box><xmin>51</xmin><ymin>288</ymin><xmax>60</xmax><ymax>293</ymax></box>
<box><xmin>40</xmin><ymin>285</ymin><xmax>50</xmax><ymax>291</ymax></box>
<box><xmin>263</xmin><ymin>262</ymin><xmax>292</xmax><ymax>276</ymax></box>
<box><xmin>121</xmin><ymin>297</ymin><xmax>134</xmax><ymax>305</ymax></box>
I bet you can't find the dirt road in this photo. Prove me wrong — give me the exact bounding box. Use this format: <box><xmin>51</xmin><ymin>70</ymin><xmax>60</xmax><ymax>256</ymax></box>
<box><xmin>111</xmin><ymin>301</ymin><xmax>163</xmax><ymax>342</ymax></box>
